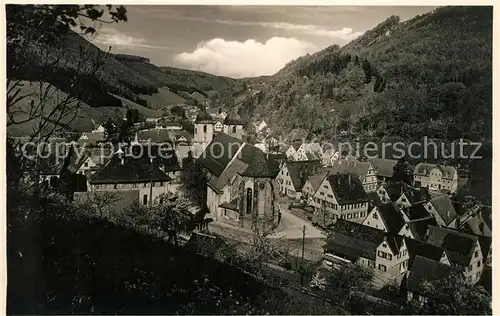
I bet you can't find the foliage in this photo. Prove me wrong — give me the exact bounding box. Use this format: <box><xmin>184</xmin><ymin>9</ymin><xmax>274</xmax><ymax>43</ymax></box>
<box><xmin>392</xmin><ymin>158</ymin><xmax>413</xmax><ymax>184</ymax></box>
<box><xmin>416</xmin><ymin>273</ymin><xmax>492</xmax><ymax>315</ymax></box>
<box><xmin>325</xmin><ymin>264</ymin><xmax>374</xmax><ymax>313</ymax></box>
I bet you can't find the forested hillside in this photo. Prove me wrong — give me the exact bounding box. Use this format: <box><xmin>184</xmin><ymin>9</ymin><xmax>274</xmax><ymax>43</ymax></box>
<box><xmin>7</xmin><ymin>11</ymin><xmax>237</xmax><ymax>135</ymax></box>
<box><xmin>221</xmin><ymin>6</ymin><xmax>492</xmax><ymax>144</ymax></box>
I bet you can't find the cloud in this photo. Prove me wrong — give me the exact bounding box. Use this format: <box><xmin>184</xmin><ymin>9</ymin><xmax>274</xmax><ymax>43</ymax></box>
<box><xmin>92</xmin><ymin>28</ymin><xmax>171</xmax><ymax>51</ymax></box>
<box><xmin>174</xmin><ymin>37</ymin><xmax>318</xmax><ymax>78</ymax></box>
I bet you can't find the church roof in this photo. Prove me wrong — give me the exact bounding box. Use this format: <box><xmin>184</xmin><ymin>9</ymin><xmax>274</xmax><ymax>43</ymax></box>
<box><xmin>223</xmin><ymin>110</ymin><xmax>243</xmax><ymax>125</ymax></box>
<box><xmin>195</xmin><ymin>108</ymin><xmax>215</xmax><ymax>124</ymax></box>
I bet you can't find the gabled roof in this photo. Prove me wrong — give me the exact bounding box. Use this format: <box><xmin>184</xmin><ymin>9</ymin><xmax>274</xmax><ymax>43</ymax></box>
<box><xmin>427</xmin><ymin>195</ymin><xmax>457</xmax><ymax>225</ymax></box>
<box><xmin>327</xmin><ymin>159</ymin><xmax>370</xmax><ymax>181</ymax></box>
<box><xmin>89</xmin><ymin>154</ymin><xmax>171</xmax><ymax>184</ymax></box>
<box><xmin>369</xmin><ymin>158</ymin><xmax>398</xmax><ymax>178</ymax></box>
<box><xmin>403</xmin><ymin>203</ymin><xmax>432</xmax><ymax>221</ymax></box>
<box><xmin>367</xmin><ymin>192</ymin><xmax>382</xmax><ymax>206</ymax></box>
<box><xmin>129</xmin><ymin>144</ymin><xmax>182</xmax><ymax>173</ymax></box>
<box><xmin>307</xmin><ymin>174</ymin><xmax>326</xmax><ymax>193</ymax></box>
<box><xmin>326</xmin><ymin>173</ymin><xmax>368</xmax><ymax>205</ymax></box>
<box><xmin>376</xmin><ymin>203</ymin><xmax>405</xmax><ymax>234</ymax></box>
<box><xmin>324</xmin><ymin>220</ymin><xmax>403</xmax><ymax>259</ymax></box>
<box><xmin>405</xmin><ymin>255</ymin><xmax>458</xmax><ymax>295</ymax></box>
<box><xmin>414</xmin><ymin>163</ymin><xmax>457</xmax><ymax>180</ymax></box>
<box><xmin>381</xmin><ymin>182</ymin><xmax>412</xmax><ymax>202</ymax></box>
<box><xmin>403</xmin><ymin>187</ymin><xmax>431</xmax><ymax>205</ymax></box>
<box><xmin>138</xmin><ymin>129</ymin><xmax>171</xmax><ymax>144</ymax></box>
<box><xmin>238</xmin><ymin>143</ymin><xmax>281</xmax><ymax>178</ymax></box>
<box><xmin>207</xmin><ymin>159</ymin><xmax>248</xmax><ymax>194</ymax></box>
<box><xmin>425</xmin><ymin>226</ymin><xmax>479</xmax><ymax>266</ymax></box>
<box><xmin>198</xmin><ymin>133</ymin><xmax>244</xmax><ymax>177</ymax></box>
<box><xmin>405</xmin><ymin>237</ymin><xmax>447</xmax><ymax>269</ymax></box>
<box><xmin>405</xmin><ymin>217</ymin><xmax>438</xmax><ymax>241</ymax></box>
<box><xmin>285</xmin><ymin>160</ymin><xmax>323</xmax><ymax>192</ymax></box>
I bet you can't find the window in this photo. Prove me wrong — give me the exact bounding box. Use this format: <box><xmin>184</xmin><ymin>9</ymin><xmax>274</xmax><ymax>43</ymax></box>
<box><xmin>159</xmin><ymin>198</ymin><xmax>164</xmax><ymax>204</ymax></box>
<box><xmin>132</xmin><ymin>183</ymin><xmax>138</xmax><ymax>188</ymax></box>
<box><xmin>95</xmin><ymin>185</ymin><xmax>100</xmax><ymax>190</ymax></box>
<box><xmin>477</xmin><ymin>261</ymin><xmax>481</xmax><ymax>268</ymax></box>
<box><xmin>382</xmin><ymin>243</ymin><xmax>387</xmax><ymax>248</ymax></box>
<box><xmin>160</xmin><ymin>182</ymin><xmax>164</xmax><ymax>187</ymax></box>
<box><xmin>320</xmin><ymin>192</ymin><xmax>325</xmax><ymax>196</ymax></box>
<box><xmin>203</xmin><ymin>125</ymin><xmax>207</xmax><ymax>133</ymax></box>
<box><xmin>373</xmin><ymin>212</ymin><xmax>378</xmax><ymax>219</ymax></box>
<box><xmin>368</xmin><ymin>261</ymin><xmax>375</xmax><ymax>268</ymax></box>
<box><xmin>323</xmin><ymin>185</ymin><xmax>328</xmax><ymax>189</ymax></box>
<box><xmin>378</xmin><ymin>264</ymin><xmax>387</xmax><ymax>272</ymax></box>
<box><xmin>84</xmin><ymin>162</ymin><xmax>88</xmax><ymax>167</ymax></box>
<box><xmin>143</xmin><ymin>194</ymin><xmax>148</xmax><ymax>205</ymax></box>
<box><xmin>232</xmin><ymin>126</ymin><xmax>237</xmax><ymax>133</ymax></box>
<box><xmin>475</xmin><ymin>251</ymin><xmax>479</xmax><ymax>258</ymax></box>
<box><xmin>114</xmin><ymin>183</ymin><xmax>118</xmax><ymax>189</ymax></box>
<box><xmin>143</xmin><ymin>183</ymin><xmax>147</xmax><ymax>188</ymax></box>
<box><xmin>468</xmin><ymin>265</ymin><xmax>473</xmax><ymax>272</ymax></box>
<box><xmin>327</xmin><ymin>194</ymin><xmax>333</xmax><ymax>198</ymax></box>
<box><xmin>387</xmin><ymin>254</ymin><xmax>392</xmax><ymax>260</ymax></box>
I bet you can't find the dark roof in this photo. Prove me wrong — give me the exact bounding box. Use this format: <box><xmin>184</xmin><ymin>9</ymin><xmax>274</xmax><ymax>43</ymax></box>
<box><xmin>308</xmin><ymin>174</ymin><xmax>326</xmax><ymax>192</ymax></box>
<box><xmin>405</xmin><ymin>217</ymin><xmax>438</xmax><ymax>241</ymax></box>
<box><xmin>382</xmin><ymin>182</ymin><xmax>412</xmax><ymax>202</ymax></box>
<box><xmin>219</xmin><ymin>198</ymin><xmax>240</xmax><ymax>212</ymax></box>
<box><xmin>428</xmin><ymin>195</ymin><xmax>457</xmax><ymax>225</ymax></box>
<box><xmin>326</xmin><ymin>173</ymin><xmax>368</xmax><ymax>205</ymax></box>
<box><xmin>405</xmin><ymin>237</ymin><xmax>447</xmax><ymax>268</ymax></box>
<box><xmin>325</xmin><ymin>220</ymin><xmax>403</xmax><ymax>258</ymax></box>
<box><xmin>137</xmin><ymin>129</ymin><xmax>171</xmax><ymax>144</ymax></box>
<box><xmin>406</xmin><ymin>256</ymin><xmax>458</xmax><ymax>295</ymax></box>
<box><xmin>169</xmin><ymin>130</ymin><xmax>193</xmax><ymax>143</ymax></box>
<box><xmin>403</xmin><ymin>203</ymin><xmax>432</xmax><ymax>221</ymax></box>
<box><xmin>425</xmin><ymin>226</ymin><xmax>479</xmax><ymax>266</ymax></box>
<box><xmin>89</xmin><ymin>153</ymin><xmax>171</xmax><ymax>184</ymax></box>
<box><xmin>78</xmin><ymin>131</ymin><xmax>106</xmax><ymax>147</ymax></box>
<box><xmin>208</xmin><ymin>159</ymin><xmax>248</xmax><ymax>193</ymax></box>
<box><xmin>376</xmin><ymin>203</ymin><xmax>405</xmax><ymax>234</ymax></box>
<box><xmin>223</xmin><ymin>110</ymin><xmax>243</xmax><ymax>125</ymax></box>
<box><xmin>238</xmin><ymin>143</ymin><xmax>281</xmax><ymax>178</ymax></box>
<box><xmin>285</xmin><ymin>160</ymin><xmax>323</xmax><ymax>192</ymax></box>
<box><xmin>195</xmin><ymin>108</ymin><xmax>215</xmax><ymax>123</ymax></box>
<box><xmin>403</xmin><ymin>187</ymin><xmax>431</xmax><ymax>205</ymax></box>
<box><xmin>367</xmin><ymin>192</ymin><xmax>382</xmax><ymax>206</ymax></box>
<box><xmin>369</xmin><ymin>158</ymin><xmax>397</xmax><ymax>178</ymax></box>
<box><xmin>198</xmin><ymin>133</ymin><xmax>244</xmax><ymax>177</ymax></box>
<box><xmin>129</xmin><ymin>144</ymin><xmax>182</xmax><ymax>173</ymax></box>
<box><xmin>327</xmin><ymin>159</ymin><xmax>370</xmax><ymax>181</ymax></box>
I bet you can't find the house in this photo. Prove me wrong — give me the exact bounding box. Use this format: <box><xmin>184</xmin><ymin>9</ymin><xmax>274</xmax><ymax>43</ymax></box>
<box><xmin>276</xmin><ymin>160</ymin><xmax>323</xmax><ymax>200</ymax></box>
<box><xmin>322</xmin><ymin>148</ymin><xmax>340</xmax><ymax>167</ymax></box>
<box><xmin>376</xmin><ymin>182</ymin><xmax>430</xmax><ymax>207</ymax></box>
<box><xmin>302</xmin><ymin>174</ymin><xmax>326</xmax><ymax>205</ymax></box>
<box><xmin>404</xmin><ymin>255</ymin><xmax>459</xmax><ymax>304</ymax></box>
<box><xmin>369</xmin><ymin>158</ymin><xmax>398</xmax><ymax>183</ymax></box>
<box><xmin>424</xmin><ymin>226</ymin><xmax>485</xmax><ymax>284</ymax></box>
<box><xmin>198</xmin><ymin>133</ymin><xmax>281</xmax><ymax>230</ymax></box>
<box><xmin>91</xmin><ymin>118</ymin><xmax>106</xmax><ymax>133</ymax></box>
<box><xmin>459</xmin><ymin>207</ymin><xmax>492</xmax><ymax>238</ymax></box>
<box><xmin>311</xmin><ymin>173</ymin><xmax>369</xmax><ymax>227</ymax></box>
<box><xmin>424</xmin><ymin>195</ymin><xmax>458</xmax><ymax>228</ymax></box>
<box><xmin>77</xmin><ymin>131</ymin><xmax>106</xmax><ymax>147</ymax></box>
<box><xmin>362</xmin><ymin>203</ymin><xmax>405</xmax><ymax>234</ymax></box>
<box><xmin>413</xmin><ymin>163</ymin><xmax>458</xmax><ymax>193</ymax></box>
<box><xmin>323</xmin><ymin>220</ymin><xmax>410</xmax><ymax>289</ymax></box>
<box><xmin>398</xmin><ymin>217</ymin><xmax>438</xmax><ymax>241</ymax></box>
<box><xmin>405</xmin><ymin>237</ymin><xmax>451</xmax><ymax>268</ymax></box>
<box><xmin>88</xmin><ymin>149</ymin><xmax>175</xmax><ymax>206</ymax></box>
<box><xmin>294</xmin><ymin>142</ymin><xmax>323</xmax><ymax>161</ymax></box>
<box><xmin>137</xmin><ymin>128</ymin><xmax>171</xmax><ymax>144</ymax></box>
<box><xmin>68</xmin><ymin>153</ymin><xmax>100</xmax><ymax>176</ymax></box>
<box><xmin>285</xmin><ymin>142</ymin><xmax>302</xmax><ymax>161</ymax></box>
<box><xmin>328</xmin><ymin>159</ymin><xmax>378</xmax><ymax>193</ymax></box>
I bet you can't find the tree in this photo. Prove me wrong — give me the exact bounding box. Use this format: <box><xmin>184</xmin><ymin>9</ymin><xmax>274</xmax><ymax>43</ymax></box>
<box><xmin>417</xmin><ymin>273</ymin><xmax>491</xmax><ymax>315</ymax></box>
<box><xmin>392</xmin><ymin>158</ymin><xmax>413</xmax><ymax>185</ymax></box>
<box><xmin>325</xmin><ymin>264</ymin><xmax>374</xmax><ymax>313</ymax></box>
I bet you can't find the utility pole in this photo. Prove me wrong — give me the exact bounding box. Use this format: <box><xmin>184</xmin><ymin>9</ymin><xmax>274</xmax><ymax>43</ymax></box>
<box><xmin>300</xmin><ymin>225</ymin><xmax>306</xmax><ymax>286</ymax></box>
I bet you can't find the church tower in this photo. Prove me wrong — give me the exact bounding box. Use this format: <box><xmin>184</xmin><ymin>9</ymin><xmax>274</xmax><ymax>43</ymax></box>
<box><xmin>223</xmin><ymin>110</ymin><xmax>243</xmax><ymax>140</ymax></box>
<box><xmin>194</xmin><ymin>107</ymin><xmax>215</xmax><ymax>144</ymax></box>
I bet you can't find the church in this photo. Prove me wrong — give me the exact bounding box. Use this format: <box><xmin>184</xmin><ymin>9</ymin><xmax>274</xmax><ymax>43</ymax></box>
<box><xmin>193</xmin><ymin>107</ymin><xmax>281</xmax><ymax>231</ymax></box>
<box><xmin>191</xmin><ymin>107</ymin><xmax>244</xmax><ymax>158</ymax></box>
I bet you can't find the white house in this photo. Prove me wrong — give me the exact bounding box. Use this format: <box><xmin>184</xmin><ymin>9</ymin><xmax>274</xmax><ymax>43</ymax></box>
<box><xmin>413</xmin><ymin>163</ymin><xmax>458</xmax><ymax>193</ymax></box>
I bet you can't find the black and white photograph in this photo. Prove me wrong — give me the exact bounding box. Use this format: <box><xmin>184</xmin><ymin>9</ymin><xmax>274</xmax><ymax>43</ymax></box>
<box><xmin>5</xmin><ymin>3</ymin><xmax>494</xmax><ymax>315</ymax></box>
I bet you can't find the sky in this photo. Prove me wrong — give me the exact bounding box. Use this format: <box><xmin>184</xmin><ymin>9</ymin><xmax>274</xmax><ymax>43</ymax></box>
<box><xmin>87</xmin><ymin>6</ymin><xmax>438</xmax><ymax>78</ymax></box>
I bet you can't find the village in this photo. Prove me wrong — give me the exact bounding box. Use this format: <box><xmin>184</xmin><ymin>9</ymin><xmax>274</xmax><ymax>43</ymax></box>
<box><xmin>13</xmin><ymin>96</ymin><xmax>491</xmax><ymax>308</ymax></box>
